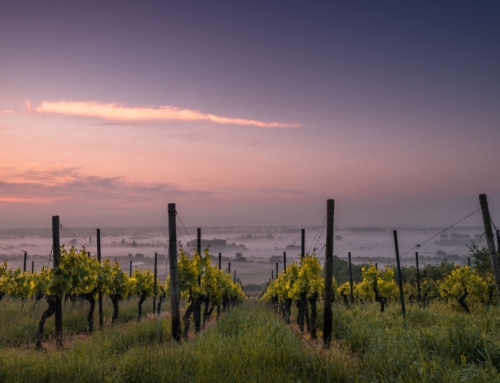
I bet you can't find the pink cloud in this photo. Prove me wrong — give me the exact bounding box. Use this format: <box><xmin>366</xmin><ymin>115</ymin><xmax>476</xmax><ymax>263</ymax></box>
<box><xmin>0</xmin><ymin>166</ymin><xmax>210</xmax><ymax>207</ymax></box>
<box><xmin>35</xmin><ymin>100</ymin><xmax>299</xmax><ymax>128</ymax></box>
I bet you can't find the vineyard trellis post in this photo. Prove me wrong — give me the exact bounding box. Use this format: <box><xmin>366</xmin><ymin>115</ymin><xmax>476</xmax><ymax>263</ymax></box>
<box><xmin>195</xmin><ymin>228</ymin><xmax>201</xmax><ymax>333</ymax></box>
<box><xmin>479</xmin><ymin>194</ymin><xmax>500</xmax><ymax>304</ymax></box>
<box><xmin>129</xmin><ymin>260</ymin><xmax>132</xmax><ymax>277</ymax></box>
<box><xmin>323</xmin><ymin>199</ymin><xmax>334</xmax><ymax>346</ymax></box>
<box><xmin>348</xmin><ymin>252</ymin><xmax>354</xmax><ymax>304</ymax></box>
<box><xmin>375</xmin><ymin>263</ymin><xmax>378</xmax><ymax>270</ymax></box>
<box><xmin>283</xmin><ymin>252</ymin><xmax>287</xmax><ymax>272</ymax></box>
<box><xmin>496</xmin><ymin>229</ymin><xmax>500</xmax><ymax>255</ymax></box>
<box><xmin>228</xmin><ymin>262</ymin><xmax>231</xmax><ymax>274</ymax></box>
<box><xmin>153</xmin><ymin>252</ymin><xmax>157</xmax><ymax>314</ymax></box>
<box><xmin>217</xmin><ymin>253</ymin><xmax>221</xmax><ymax>319</ymax></box>
<box><xmin>468</xmin><ymin>257</ymin><xmax>470</xmax><ymax>267</ymax></box>
<box><xmin>271</xmin><ymin>270</ymin><xmax>273</xmax><ymax>281</ymax></box>
<box><xmin>276</xmin><ymin>262</ymin><xmax>278</xmax><ymax>281</ymax></box>
<box><xmin>416</xmin><ymin>252</ymin><xmax>421</xmax><ymax>302</ymax></box>
<box><xmin>393</xmin><ymin>230</ymin><xmax>406</xmax><ymax>319</ymax></box>
<box><xmin>97</xmin><ymin>228</ymin><xmax>103</xmax><ymax>329</ymax></box>
<box><xmin>31</xmin><ymin>261</ymin><xmax>34</xmax><ymax>273</ymax></box>
<box><xmin>52</xmin><ymin>215</ymin><xmax>63</xmax><ymax>347</ymax></box>
<box><xmin>301</xmin><ymin>229</ymin><xmax>305</xmax><ymax>258</ymax></box>
<box><xmin>168</xmin><ymin>203</ymin><xmax>181</xmax><ymax>342</ymax></box>
<box><xmin>23</xmin><ymin>251</ymin><xmax>27</xmax><ymax>272</ymax></box>
<box><xmin>234</xmin><ymin>270</ymin><xmax>237</xmax><ymax>284</ymax></box>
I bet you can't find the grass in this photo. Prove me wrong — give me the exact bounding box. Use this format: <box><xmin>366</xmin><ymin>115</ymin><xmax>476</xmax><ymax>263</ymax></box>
<box><xmin>0</xmin><ymin>295</ymin><xmax>170</xmax><ymax>347</ymax></box>
<box><xmin>0</xmin><ymin>298</ymin><xmax>500</xmax><ymax>382</ymax></box>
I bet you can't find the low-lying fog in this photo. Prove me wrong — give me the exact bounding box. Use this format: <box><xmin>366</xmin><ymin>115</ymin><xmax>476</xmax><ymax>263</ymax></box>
<box><xmin>0</xmin><ymin>226</ymin><xmax>486</xmax><ymax>285</ymax></box>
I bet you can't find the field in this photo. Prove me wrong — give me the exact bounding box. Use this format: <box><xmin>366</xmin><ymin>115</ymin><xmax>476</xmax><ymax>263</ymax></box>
<box><xmin>1</xmin><ymin>296</ymin><xmax>500</xmax><ymax>382</ymax></box>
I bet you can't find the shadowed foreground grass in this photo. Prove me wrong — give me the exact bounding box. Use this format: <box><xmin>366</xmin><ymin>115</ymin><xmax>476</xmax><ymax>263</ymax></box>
<box><xmin>0</xmin><ymin>295</ymin><xmax>169</xmax><ymax>347</ymax></box>
<box><xmin>1</xmin><ymin>300</ymin><xmax>500</xmax><ymax>382</ymax></box>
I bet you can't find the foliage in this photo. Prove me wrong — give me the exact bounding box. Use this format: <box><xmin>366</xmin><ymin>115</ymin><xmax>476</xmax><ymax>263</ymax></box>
<box><xmin>440</xmin><ymin>266</ymin><xmax>487</xmax><ymax>301</ymax></box>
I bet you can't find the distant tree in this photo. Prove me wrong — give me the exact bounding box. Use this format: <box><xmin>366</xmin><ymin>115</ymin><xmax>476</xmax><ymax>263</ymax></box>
<box><xmin>235</xmin><ymin>252</ymin><xmax>247</xmax><ymax>262</ymax></box>
<box><xmin>471</xmin><ymin>244</ymin><xmax>493</xmax><ymax>275</ymax></box>
<box><xmin>269</xmin><ymin>255</ymin><xmax>283</xmax><ymax>264</ymax></box>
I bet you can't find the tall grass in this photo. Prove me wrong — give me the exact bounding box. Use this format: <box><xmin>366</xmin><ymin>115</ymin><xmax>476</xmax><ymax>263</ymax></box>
<box><xmin>0</xmin><ymin>299</ymin><xmax>499</xmax><ymax>382</ymax></box>
<box><xmin>0</xmin><ymin>295</ymin><xmax>170</xmax><ymax>347</ymax></box>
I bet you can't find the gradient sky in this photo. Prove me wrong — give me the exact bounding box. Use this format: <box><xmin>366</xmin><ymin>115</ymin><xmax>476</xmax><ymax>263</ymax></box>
<box><xmin>1</xmin><ymin>1</ymin><xmax>499</xmax><ymax>228</ymax></box>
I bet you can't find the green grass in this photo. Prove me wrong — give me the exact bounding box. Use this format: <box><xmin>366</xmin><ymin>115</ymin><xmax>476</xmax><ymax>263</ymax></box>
<box><xmin>0</xmin><ymin>295</ymin><xmax>170</xmax><ymax>347</ymax></box>
<box><xmin>1</xmin><ymin>299</ymin><xmax>500</xmax><ymax>382</ymax></box>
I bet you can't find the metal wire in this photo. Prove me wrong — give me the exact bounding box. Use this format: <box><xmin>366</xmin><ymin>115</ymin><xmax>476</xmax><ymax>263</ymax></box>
<box><xmin>399</xmin><ymin>208</ymin><xmax>481</xmax><ymax>258</ymax></box>
<box><xmin>59</xmin><ymin>224</ymin><xmax>97</xmax><ymax>254</ymax></box>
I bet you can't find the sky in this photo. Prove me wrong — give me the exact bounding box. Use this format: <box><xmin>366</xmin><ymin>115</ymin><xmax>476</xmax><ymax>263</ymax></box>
<box><xmin>0</xmin><ymin>1</ymin><xmax>499</xmax><ymax>228</ymax></box>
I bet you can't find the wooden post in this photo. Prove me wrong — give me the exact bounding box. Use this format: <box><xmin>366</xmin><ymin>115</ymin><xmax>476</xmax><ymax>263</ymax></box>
<box><xmin>348</xmin><ymin>252</ymin><xmax>354</xmax><ymax>304</ymax></box>
<box><xmin>276</xmin><ymin>262</ymin><xmax>279</xmax><ymax>280</ymax></box>
<box><xmin>168</xmin><ymin>203</ymin><xmax>181</xmax><ymax>342</ymax></box>
<box><xmin>234</xmin><ymin>270</ymin><xmax>237</xmax><ymax>284</ymax></box>
<box><xmin>283</xmin><ymin>252</ymin><xmax>287</xmax><ymax>272</ymax></box>
<box><xmin>217</xmin><ymin>253</ymin><xmax>221</xmax><ymax>318</ymax></box>
<box><xmin>31</xmin><ymin>261</ymin><xmax>34</xmax><ymax>273</ymax></box>
<box><xmin>153</xmin><ymin>252</ymin><xmax>158</xmax><ymax>314</ymax></box>
<box><xmin>497</xmin><ymin>230</ymin><xmax>500</xmax><ymax>256</ymax></box>
<box><xmin>195</xmin><ymin>228</ymin><xmax>202</xmax><ymax>333</ymax></box>
<box><xmin>97</xmin><ymin>228</ymin><xmax>103</xmax><ymax>329</ymax></box>
<box><xmin>129</xmin><ymin>260</ymin><xmax>132</xmax><ymax>277</ymax></box>
<box><xmin>479</xmin><ymin>194</ymin><xmax>500</xmax><ymax>304</ymax></box>
<box><xmin>197</xmin><ymin>228</ymin><xmax>201</xmax><ymax>259</ymax></box>
<box><xmin>468</xmin><ymin>257</ymin><xmax>471</xmax><ymax>267</ymax></box>
<box><xmin>416</xmin><ymin>252</ymin><xmax>421</xmax><ymax>302</ymax></box>
<box><xmin>271</xmin><ymin>270</ymin><xmax>273</xmax><ymax>281</ymax></box>
<box><xmin>393</xmin><ymin>230</ymin><xmax>406</xmax><ymax>319</ymax></box>
<box><xmin>52</xmin><ymin>216</ymin><xmax>63</xmax><ymax>347</ymax></box>
<box><xmin>228</xmin><ymin>262</ymin><xmax>231</xmax><ymax>274</ymax></box>
<box><xmin>301</xmin><ymin>229</ymin><xmax>305</xmax><ymax>258</ymax></box>
<box><xmin>375</xmin><ymin>263</ymin><xmax>378</xmax><ymax>270</ymax></box>
<box><xmin>323</xmin><ymin>199</ymin><xmax>334</xmax><ymax>346</ymax></box>
<box><xmin>23</xmin><ymin>251</ymin><xmax>27</xmax><ymax>272</ymax></box>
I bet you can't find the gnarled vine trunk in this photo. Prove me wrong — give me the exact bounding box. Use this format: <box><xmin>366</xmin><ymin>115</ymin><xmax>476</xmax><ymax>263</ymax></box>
<box><xmin>373</xmin><ymin>285</ymin><xmax>386</xmax><ymax>313</ymax></box>
<box><xmin>110</xmin><ymin>294</ymin><xmax>119</xmax><ymax>324</ymax></box>
<box><xmin>295</xmin><ymin>300</ymin><xmax>304</xmax><ymax>331</ymax></box>
<box><xmin>284</xmin><ymin>298</ymin><xmax>292</xmax><ymax>323</ymax></box>
<box><xmin>300</xmin><ymin>292</ymin><xmax>310</xmax><ymax>333</ymax></box>
<box><xmin>36</xmin><ymin>295</ymin><xmax>57</xmax><ymax>350</ymax></box>
<box><xmin>308</xmin><ymin>292</ymin><xmax>319</xmax><ymax>339</ymax></box>
<box><xmin>457</xmin><ymin>290</ymin><xmax>470</xmax><ymax>314</ymax></box>
<box><xmin>202</xmin><ymin>294</ymin><xmax>210</xmax><ymax>328</ymax></box>
<box><xmin>341</xmin><ymin>291</ymin><xmax>349</xmax><ymax>308</ymax></box>
<box><xmin>84</xmin><ymin>292</ymin><xmax>96</xmax><ymax>333</ymax></box>
<box><xmin>182</xmin><ymin>298</ymin><xmax>196</xmax><ymax>338</ymax></box>
<box><xmin>137</xmin><ymin>291</ymin><xmax>148</xmax><ymax>321</ymax></box>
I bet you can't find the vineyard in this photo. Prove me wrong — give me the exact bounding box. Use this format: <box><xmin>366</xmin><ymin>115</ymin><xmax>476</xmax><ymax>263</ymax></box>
<box><xmin>0</xmin><ymin>197</ymin><xmax>500</xmax><ymax>382</ymax></box>
<box><xmin>0</xmin><ymin>243</ymin><xmax>246</xmax><ymax>350</ymax></box>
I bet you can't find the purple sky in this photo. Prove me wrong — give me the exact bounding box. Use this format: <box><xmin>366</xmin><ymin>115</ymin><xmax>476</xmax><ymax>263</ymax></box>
<box><xmin>0</xmin><ymin>1</ymin><xmax>499</xmax><ymax>228</ymax></box>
